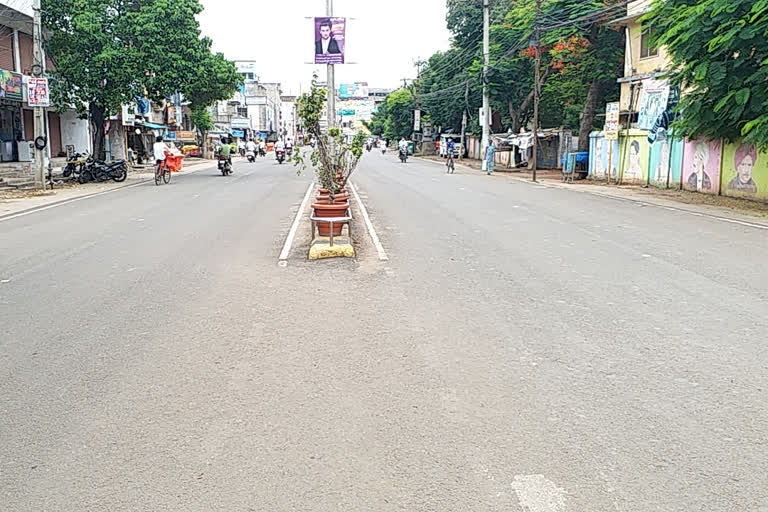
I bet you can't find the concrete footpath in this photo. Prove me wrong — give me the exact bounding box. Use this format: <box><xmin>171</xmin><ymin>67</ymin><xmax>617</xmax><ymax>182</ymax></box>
<box><xmin>419</xmin><ymin>155</ymin><xmax>768</xmax><ymax>229</ymax></box>
<box><xmin>0</xmin><ymin>158</ymin><xmax>214</xmax><ymax>220</ymax></box>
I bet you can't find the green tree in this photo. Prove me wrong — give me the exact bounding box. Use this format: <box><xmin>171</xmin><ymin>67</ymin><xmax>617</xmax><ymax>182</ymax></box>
<box><xmin>182</xmin><ymin>43</ymin><xmax>242</xmax><ymax>157</ymax></box>
<box><xmin>647</xmin><ymin>0</ymin><xmax>768</xmax><ymax>148</ymax></box>
<box><xmin>383</xmin><ymin>89</ymin><xmax>415</xmax><ymax>140</ymax></box>
<box><xmin>43</xmin><ymin>0</ymin><xmax>240</xmax><ymax>159</ymax></box>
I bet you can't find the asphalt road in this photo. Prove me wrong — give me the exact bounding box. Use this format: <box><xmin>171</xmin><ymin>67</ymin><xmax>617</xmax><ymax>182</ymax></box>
<box><xmin>1</xmin><ymin>151</ymin><xmax>767</xmax><ymax>511</ymax></box>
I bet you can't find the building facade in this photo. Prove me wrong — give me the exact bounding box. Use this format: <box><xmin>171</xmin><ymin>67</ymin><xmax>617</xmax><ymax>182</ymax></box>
<box><xmin>0</xmin><ymin>2</ymin><xmax>91</xmax><ymax>164</ymax></box>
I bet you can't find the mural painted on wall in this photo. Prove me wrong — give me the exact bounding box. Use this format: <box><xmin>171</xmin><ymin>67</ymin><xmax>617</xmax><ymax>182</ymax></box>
<box><xmin>682</xmin><ymin>139</ymin><xmax>722</xmax><ymax>195</ymax></box>
<box><xmin>721</xmin><ymin>143</ymin><xmax>768</xmax><ymax>200</ymax></box>
<box><xmin>620</xmin><ymin>135</ymin><xmax>649</xmax><ymax>183</ymax></box>
<box><xmin>589</xmin><ymin>132</ymin><xmax>619</xmax><ymax>180</ymax></box>
<box><xmin>648</xmin><ymin>133</ymin><xmax>683</xmax><ymax>187</ymax></box>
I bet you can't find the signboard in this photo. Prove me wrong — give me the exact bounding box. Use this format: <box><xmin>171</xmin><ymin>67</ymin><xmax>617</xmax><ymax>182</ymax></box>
<box><xmin>637</xmin><ymin>79</ymin><xmax>670</xmax><ymax>130</ymax></box>
<box><xmin>413</xmin><ymin>109</ymin><xmax>421</xmax><ymax>132</ymax></box>
<box><xmin>230</xmin><ymin>117</ymin><xmax>250</xmax><ymax>129</ymax></box>
<box><xmin>122</xmin><ymin>104</ymin><xmax>136</xmax><ymax>126</ymax></box>
<box><xmin>338</xmin><ymin>108</ymin><xmax>356</xmax><ymax>116</ymax></box>
<box><xmin>339</xmin><ymin>83</ymin><xmax>368</xmax><ymax>99</ymax></box>
<box><xmin>314</xmin><ymin>17</ymin><xmax>346</xmax><ymax>65</ymax></box>
<box><xmin>604</xmin><ymin>102</ymin><xmax>620</xmax><ymax>141</ymax></box>
<box><xmin>165</xmin><ymin>131</ymin><xmax>177</xmax><ymax>141</ymax></box>
<box><xmin>27</xmin><ymin>77</ymin><xmax>50</xmax><ymax>107</ymax></box>
<box><xmin>246</xmin><ymin>96</ymin><xmax>267</xmax><ymax>105</ymax></box>
<box><xmin>231</xmin><ymin>129</ymin><xmax>245</xmax><ymax>138</ymax></box>
<box><xmin>167</xmin><ymin>105</ymin><xmax>176</xmax><ymax>125</ymax></box>
<box><xmin>176</xmin><ymin>130</ymin><xmax>196</xmax><ymax>141</ymax></box>
<box><xmin>0</xmin><ymin>69</ymin><xmax>23</xmax><ymax>101</ymax></box>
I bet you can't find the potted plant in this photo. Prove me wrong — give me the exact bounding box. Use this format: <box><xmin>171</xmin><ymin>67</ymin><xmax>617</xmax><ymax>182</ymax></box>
<box><xmin>294</xmin><ymin>76</ymin><xmax>366</xmax><ymax>236</ymax></box>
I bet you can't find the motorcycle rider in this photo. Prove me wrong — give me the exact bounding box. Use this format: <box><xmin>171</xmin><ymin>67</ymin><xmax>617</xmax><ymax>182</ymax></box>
<box><xmin>285</xmin><ymin>138</ymin><xmax>293</xmax><ymax>156</ymax></box>
<box><xmin>398</xmin><ymin>137</ymin><xmax>409</xmax><ymax>160</ymax></box>
<box><xmin>246</xmin><ymin>138</ymin><xmax>257</xmax><ymax>161</ymax></box>
<box><xmin>258</xmin><ymin>138</ymin><xmax>266</xmax><ymax>157</ymax></box>
<box><xmin>219</xmin><ymin>137</ymin><xmax>233</xmax><ymax>167</ymax></box>
<box><xmin>275</xmin><ymin>139</ymin><xmax>285</xmax><ymax>162</ymax></box>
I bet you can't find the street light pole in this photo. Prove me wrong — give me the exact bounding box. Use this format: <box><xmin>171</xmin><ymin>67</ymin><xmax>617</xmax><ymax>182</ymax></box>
<box><xmin>326</xmin><ymin>0</ymin><xmax>336</xmax><ymax>128</ymax></box>
<box><xmin>32</xmin><ymin>0</ymin><xmax>46</xmax><ymax>188</ymax></box>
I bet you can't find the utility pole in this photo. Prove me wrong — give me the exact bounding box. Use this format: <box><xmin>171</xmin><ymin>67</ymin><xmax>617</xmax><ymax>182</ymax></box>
<box><xmin>32</xmin><ymin>0</ymin><xmax>46</xmax><ymax>188</ymax></box>
<box><xmin>481</xmin><ymin>0</ymin><xmax>491</xmax><ymax>169</ymax></box>
<box><xmin>326</xmin><ymin>0</ymin><xmax>336</xmax><ymax>128</ymax></box>
<box><xmin>531</xmin><ymin>0</ymin><xmax>541</xmax><ymax>182</ymax></box>
<box><xmin>460</xmin><ymin>81</ymin><xmax>468</xmax><ymax>161</ymax></box>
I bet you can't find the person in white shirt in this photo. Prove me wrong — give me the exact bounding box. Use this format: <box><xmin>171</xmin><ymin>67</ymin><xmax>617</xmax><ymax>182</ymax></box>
<box><xmin>398</xmin><ymin>138</ymin><xmax>409</xmax><ymax>152</ymax></box>
<box><xmin>153</xmin><ymin>136</ymin><xmax>168</xmax><ymax>165</ymax></box>
<box><xmin>275</xmin><ymin>139</ymin><xmax>285</xmax><ymax>151</ymax></box>
<box><xmin>246</xmin><ymin>139</ymin><xmax>257</xmax><ymax>153</ymax></box>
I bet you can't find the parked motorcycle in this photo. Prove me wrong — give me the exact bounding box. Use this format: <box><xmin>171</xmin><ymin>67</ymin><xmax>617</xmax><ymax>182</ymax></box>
<box><xmin>77</xmin><ymin>157</ymin><xmax>128</xmax><ymax>183</ymax></box>
<box><xmin>218</xmin><ymin>155</ymin><xmax>232</xmax><ymax>176</ymax></box>
<box><xmin>276</xmin><ymin>149</ymin><xmax>285</xmax><ymax>164</ymax></box>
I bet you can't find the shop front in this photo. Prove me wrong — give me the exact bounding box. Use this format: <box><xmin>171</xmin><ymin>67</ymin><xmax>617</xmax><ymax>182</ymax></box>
<box><xmin>0</xmin><ymin>69</ymin><xmax>25</xmax><ymax>161</ymax></box>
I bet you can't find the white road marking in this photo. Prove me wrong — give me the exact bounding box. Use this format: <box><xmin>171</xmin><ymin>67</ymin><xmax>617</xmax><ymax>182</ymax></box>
<box><xmin>278</xmin><ymin>181</ymin><xmax>314</xmax><ymax>264</ymax></box>
<box><xmin>512</xmin><ymin>475</ymin><xmax>567</xmax><ymax>512</ymax></box>
<box><xmin>349</xmin><ymin>181</ymin><xmax>388</xmax><ymax>261</ymax></box>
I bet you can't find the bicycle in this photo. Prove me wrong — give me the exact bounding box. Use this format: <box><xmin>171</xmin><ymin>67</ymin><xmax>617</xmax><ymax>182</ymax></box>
<box><xmin>154</xmin><ymin>157</ymin><xmax>171</xmax><ymax>186</ymax></box>
<box><xmin>446</xmin><ymin>152</ymin><xmax>455</xmax><ymax>174</ymax></box>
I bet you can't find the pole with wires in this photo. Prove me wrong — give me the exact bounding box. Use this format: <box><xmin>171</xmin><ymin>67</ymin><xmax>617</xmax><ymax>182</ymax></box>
<box><xmin>460</xmin><ymin>81</ymin><xmax>468</xmax><ymax>161</ymax></box>
<box><xmin>531</xmin><ymin>0</ymin><xmax>541</xmax><ymax>182</ymax></box>
<box><xmin>32</xmin><ymin>0</ymin><xmax>46</xmax><ymax>188</ymax></box>
<box><xmin>481</xmin><ymin>0</ymin><xmax>490</xmax><ymax>171</ymax></box>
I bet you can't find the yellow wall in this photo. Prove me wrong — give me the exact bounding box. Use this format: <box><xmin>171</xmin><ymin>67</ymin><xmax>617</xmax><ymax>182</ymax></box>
<box><xmin>619</xmin><ymin>17</ymin><xmax>673</xmax><ymax>112</ymax></box>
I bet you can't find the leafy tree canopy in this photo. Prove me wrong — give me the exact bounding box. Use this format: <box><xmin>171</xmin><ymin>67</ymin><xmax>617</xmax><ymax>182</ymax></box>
<box><xmin>647</xmin><ymin>0</ymin><xmax>768</xmax><ymax>149</ymax></box>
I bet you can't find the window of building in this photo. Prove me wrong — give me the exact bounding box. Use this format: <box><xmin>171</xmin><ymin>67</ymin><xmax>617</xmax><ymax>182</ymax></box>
<box><xmin>640</xmin><ymin>28</ymin><xmax>658</xmax><ymax>58</ymax></box>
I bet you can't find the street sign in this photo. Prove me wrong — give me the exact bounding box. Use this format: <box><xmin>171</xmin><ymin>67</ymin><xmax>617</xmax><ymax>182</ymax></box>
<box><xmin>414</xmin><ymin>109</ymin><xmax>421</xmax><ymax>131</ymax></box>
<box><xmin>604</xmin><ymin>102</ymin><xmax>620</xmax><ymax>141</ymax></box>
<box><xmin>231</xmin><ymin>129</ymin><xmax>245</xmax><ymax>137</ymax></box>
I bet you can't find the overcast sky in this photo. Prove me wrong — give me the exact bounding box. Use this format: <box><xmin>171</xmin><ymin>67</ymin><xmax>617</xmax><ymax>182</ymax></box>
<box><xmin>198</xmin><ymin>0</ymin><xmax>451</xmax><ymax>95</ymax></box>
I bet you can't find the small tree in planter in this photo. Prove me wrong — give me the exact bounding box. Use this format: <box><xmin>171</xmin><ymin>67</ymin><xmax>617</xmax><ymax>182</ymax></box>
<box><xmin>294</xmin><ymin>75</ymin><xmax>366</xmax><ymax>204</ymax></box>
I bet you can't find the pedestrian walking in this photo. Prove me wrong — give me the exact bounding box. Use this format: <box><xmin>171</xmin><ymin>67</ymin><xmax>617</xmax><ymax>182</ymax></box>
<box><xmin>485</xmin><ymin>140</ymin><xmax>496</xmax><ymax>175</ymax></box>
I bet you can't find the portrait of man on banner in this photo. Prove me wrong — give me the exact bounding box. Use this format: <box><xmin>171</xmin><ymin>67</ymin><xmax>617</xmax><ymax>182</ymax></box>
<box><xmin>314</xmin><ymin>17</ymin><xmax>345</xmax><ymax>65</ymax></box>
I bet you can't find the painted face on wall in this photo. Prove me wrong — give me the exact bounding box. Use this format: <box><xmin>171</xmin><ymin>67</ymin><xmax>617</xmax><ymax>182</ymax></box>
<box><xmin>737</xmin><ymin>154</ymin><xmax>754</xmax><ymax>184</ymax></box>
<box><xmin>629</xmin><ymin>143</ymin><xmax>641</xmax><ymax>174</ymax></box>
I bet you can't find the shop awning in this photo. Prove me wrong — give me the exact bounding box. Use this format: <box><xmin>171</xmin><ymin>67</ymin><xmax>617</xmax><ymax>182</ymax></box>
<box><xmin>140</xmin><ymin>122</ymin><xmax>167</xmax><ymax>130</ymax></box>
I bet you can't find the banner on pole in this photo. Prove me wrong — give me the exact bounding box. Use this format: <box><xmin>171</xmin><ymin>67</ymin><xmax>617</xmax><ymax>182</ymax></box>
<box><xmin>604</xmin><ymin>102</ymin><xmax>620</xmax><ymax>141</ymax></box>
<box><xmin>27</xmin><ymin>77</ymin><xmax>49</xmax><ymax>107</ymax></box>
<box><xmin>314</xmin><ymin>17</ymin><xmax>346</xmax><ymax>65</ymax></box>
<box><xmin>414</xmin><ymin>109</ymin><xmax>421</xmax><ymax>131</ymax></box>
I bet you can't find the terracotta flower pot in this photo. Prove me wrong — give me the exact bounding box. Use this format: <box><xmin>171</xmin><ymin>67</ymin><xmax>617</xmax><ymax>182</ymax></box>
<box><xmin>316</xmin><ymin>192</ymin><xmax>350</xmax><ymax>203</ymax></box>
<box><xmin>313</xmin><ymin>202</ymin><xmax>349</xmax><ymax>236</ymax></box>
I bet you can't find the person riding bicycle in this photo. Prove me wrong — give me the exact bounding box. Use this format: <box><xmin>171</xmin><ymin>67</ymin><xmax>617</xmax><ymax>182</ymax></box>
<box><xmin>153</xmin><ymin>136</ymin><xmax>168</xmax><ymax>167</ymax></box>
<box><xmin>446</xmin><ymin>139</ymin><xmax>456</xmax><ymax>173</ymax></box>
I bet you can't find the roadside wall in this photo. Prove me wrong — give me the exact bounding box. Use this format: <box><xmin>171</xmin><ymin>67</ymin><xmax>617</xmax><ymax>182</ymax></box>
<box><xmin>721</xmin><ymin>143</ymin><xmax>768</xmax><ymax>201</ymax></box>
<box><xmin>588</xmin><ymin>131</ymin><xmax>620</xmax><ymax>180</ymax></box>
<box><xmin>681</xmin><ymin>139</ymin><xmax>722</xmax><ymax>195</ymax></box>
<box><xmin>60</xmin><ymin>110</ymin><xmax>91</xmax><ymax>155</ymax></box>
<box><xmin>648</xmin><ymin>133</ymin><xmax>683</xmax><ymax>188</ymax></box>
<box><xmin>618</xmin><ymin>130</ymin><xmax>649</xmax><ymax>184</ymax></box>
